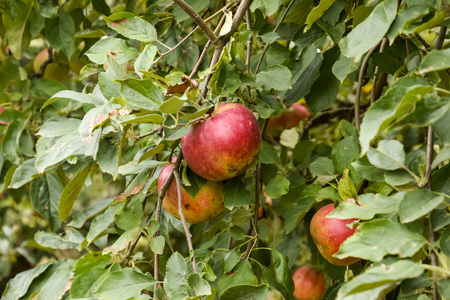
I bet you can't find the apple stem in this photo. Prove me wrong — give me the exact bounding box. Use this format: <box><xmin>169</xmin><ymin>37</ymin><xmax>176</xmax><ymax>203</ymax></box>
<box><xmin>174</xmin><ymin>168</ymin><xmax>198</xmax><ymax>272</ymax></box>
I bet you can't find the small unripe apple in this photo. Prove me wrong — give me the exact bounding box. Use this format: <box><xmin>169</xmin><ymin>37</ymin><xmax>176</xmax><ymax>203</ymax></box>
<box><xmin>158</xmin><ymin>163</ymin><xmax>225</xmax><ymax>224</ymax></box>
<box><xmin>309</xmin><ymin>204</ymin><xmax>359</xmax><ymax>266</ymax></box>
<box><xmin>181</xmin><ymin>103</ymin><xmax>261</xmax><ymax>181</ymax></box>
<box><xmin>258</xmin><ymin>192</ymin><xmax>272</xmax><ymax>219</ymax></box>
<box><xmin>292</xmin><ymin>266</ymin><xmax>326</xmax><ymax>300</ymax></box>
<box><xmin>34</xmin><ymin>49</ymin><xmax>69</xmax><ymax>82</ymax></box>
<box><xmin>267</xmin><ymin>103</ymin><xmax>309</xmax><ymax>130</ymax></box>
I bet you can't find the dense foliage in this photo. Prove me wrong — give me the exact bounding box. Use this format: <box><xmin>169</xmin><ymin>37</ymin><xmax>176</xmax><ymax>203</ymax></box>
<box><xmin>1</xmin><ymin>0</ymin><xmax>450</xmax><ymax>299</ymax></box>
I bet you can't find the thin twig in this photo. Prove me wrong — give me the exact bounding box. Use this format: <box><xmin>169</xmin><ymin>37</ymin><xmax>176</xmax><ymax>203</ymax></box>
<box><xmin>133</xmin><ymin>126</ymin><xmax>163</xmax><ymax>140</ymax></box>
<box><xmin>154</xmin><ymin>153</ymin><xmax>184</xmax><ymax>285</ymax></box>
<box><xmin>173</xmin><ymin>0</ymin><xmax>218</xmax><ymax>45</ymax></box>
<box><xmin>245</xmin><ymin>9</ymin><xmax>253</xmax><ymax>102</ymax></box>
<box><xmin>154</xmin><ymin>2</ymin><xmax>236</xmax><ymax>65</ymax></box>
<box><xmin>199</xmin><ymin>0</ymin><xmax>253</xmax><ymax>102</ymax></box>
<box><xmin>415</xmin><ymin>33</ymin><xmax>431</xmax><ymax>51</ymax></box>
<box><xmin>254</xmin><ymin>0</ymin><xmax>295</xmax><ymax>74</ymax></box>
<box><xmin>173</xmin><ymin>169</ymin><xmax>198</xmax><ymax>272</ymax></box>
<box><xmin>370</xmin><ymin>37</ymin><xmax>388</xmax><ymax>105</ymax></box>
<box><xmin>355</xmin><ymin>41</ymin><xmax>381</xmax><ymax>131</ymax></box>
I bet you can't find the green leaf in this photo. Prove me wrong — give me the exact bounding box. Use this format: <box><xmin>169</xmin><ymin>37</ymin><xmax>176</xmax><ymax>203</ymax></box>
<box><xmin>159</xmin><ymin>97</ymin><xmax>185</xmax><ymax>114</ymax></box>
<box><xmin>150</xmin><ymin>236</ymin><xmax>165</xmax><ymax>255</ymax></box>
<box><xmin>85</xmin><ymin>38</ymin><xmax>139</xmax><ymax>64</ymax></box>
<box><xmin>59</xmin><ymin>163</ymin><xmax>93</xmax><ymax>222</ymax></box>
<box><xmin>332</xmin><ymin>53</ymin><xmax>361</xmax><ymax>82</ymax></box>
<box><xmin>336</xmin><ymin>219</ymin><xmax>427</xmax><ymax>262</ymax></box>
<box><xmin>211</xmin><ymin>58</ymin><xmax>241</xmax><ymax>96</ymax></box>
<box><xmin>336</xmin><ymin>260</ymin><xmax>424</xmax><ymax>300</ymax></box>
<box><xmin>438</xmin><ymin>279</ymin><xmax>450</xmax><ymax>299</ymax></box>
<box><xmin>338</xmin><ymin>169</ymin><xmax>357</xmax><ymax>201</ymax></box>
<box><xmin>386</xmin><ymin>5</ymin><xmax>430</xmax><ymax>43</ymax></box>
<box><xmin>218</xmin><ymin>260</ymin><xmax>258</xmax><ymax>296</ymax></box>
<box><xmin>37</xmin><ymin>117</ymin><xmax>81</xmax><ymax>138</ymax></box>
<box><xmin>367</xmin><ymin>140</ymin><xmax>406</xmax><ymax>171</ymax></box>
<box><xmin>42</xmin><ymin>90</ymin><xmax>106</xmax><ymax>110</ymax></box>
<box><xmin>329</xmin><ymin>193</ymin><xmax>403</xmax><ymax>220</ymax></box>
<box><xmin>36</xmin><ymin>262</ymin><xmax>74</xmax><ymax>300</ymax></box>
<box><xmin>352</xmin><ymin>157</ymin><xmax>385</xmax><ymax>182</ymax></box>
<box><xmin>2</xmin><ymin>118</ymin><xmax>26</xmax><ymax>165</ymax></box>
<box><xmin>187</xmin><ymin>273</ymin><xmax>212</xmax><ymax>297</ymax></box>
<box><xmin>2</xmin><ymin>262</ymin><xmax>53</xmax><ymax>300</ymax></box>
<box><xmin>119</xmin><ymin>78</ymin><xmax>165</xmax><ymax>111</ymax></box>
<box><xmin>310</xmin><ymin>157</ymin><xmax>335</xmax><ymax>176</ymax></box>
<box><xmin>258</xmin><ymin>141</ymin><xmax>279</xmax><ymax>164</ymax></box>
<box><xmin>271</xmin><ymin>249</ymin><xmax>295</xmax><ymax>294</ymax></box>
<box><xmin>359</xmin><ymin>77</ymin><xmax>433</xmax><ymax>154</ymax></box>
<box><xmin>10</xmin><ymin>158</ymin><xmax>39</xmax><ymax>188</ymax></box>
<box><xmin>30</xmin><ymin>172</ymin><xmax>63</xmax><ymax>232</ymax></box>
<box><xmin>286</xmin><ymin>50</ymin><xmax>323</xmax><ymax>105</ymax></box>
<box><xmin>341</xmin><ymin>0</ymin><xmax>397</xmax><ymax>61</ymax></box>
<box><xmin>71</xmin><ymin>268</ymin><xmax>109</xmax><ymax>299</ymax></box>
<box><xmin>259</xmin><ymin>32</ymin><xmax>281</xmax><ymax>44</ymax></box>
<box><xmin>104</xmin><ymin>12</ymin><xmax>157</xmax><ymax>42</ymax></box>
<box><xmin>222</xmin><ymin>249</ymin><xmax>240</xmax><ymax>273</ymax></box>
<box><xmin>35</xmin><ymin>228</ymin><xmax>84</xmax><ymax>250</ymax></box>
<box><xmin>134</xmin><ymin>44</ymin><xmax>158</xmax><ymax>77</ymax></box>
<box><xmin>222</xmin><ymin>176</ymin><xmax>251</xmax><ymax>209</ymax></box>
<box><xmin>103</xmin><ymin>227</ymin><xmax>141</xmax><ymax>254</ymax></box>
<box><xmin>265</xmin><ymin>176</ymin><xmax>290</xmax><ymax>198</ymax></box>
<box><xmin>332</xmin><ymin>137</ymin><xmax>359</xmax><ymax>173</ymax></box>
<box><xmin>292</xmin><ymin>25</ymin><xmax>325</xmax><ymax>52</ymax></box>
<box><xmin>256</xmin><ymin>65</ymin><xmax>292</xmax><ymax>91</ymax></box>
<box><xmin>165</xmin><ymin>252</ymin><xmax>190</xmax><ymax>298</ymax></box>
<box><xmin>305</xmin><ymin>46</ymin><xmax>340</xmax><ymax>113</ymax></box>
<box><xmin>69</xmin><ymin>198</ymin><xmax>114</xmax><ymax>228</ymax></box>
<box><xmin>306</xmin><ymin>0</ymin><xmax>336</xmax><ymax>29</ymax></box>
<box><xmin>440</xmin><ymin>226</ymin><xmax>450</xmax><ymax>256</ymax></box>
<box><xmin>285</xmin><ymin>196</ymin><xmax>316</xmax><ymax>234</ymax></box>
<box><xmin>86</xmin><ymin>204</ymin><xmax>122</xmax><ymax>244</ymax></box>
<box><xmin>433</xmin><ymin>108</ymin><xmax>450</xmax><ymax>145</ymax></box>
<box><xmin>399</xmin><ymin>189</ymin><xmax>444</xmax><ymax>223</ymax></box>
<box><xmin>119</xmin><ymin>114</ymin><xmax>164</xmax><ymax>125</ymax></box>
<box><xmin>46</xmin><ymin>8</ymin><xmax>75</xmax><ymax>58</ymax></box>
<box><xmin>74</xmin><ymin>252</ymin><xmax>112</xmax><ymax>275</ymax></box>
<box><xmin>5</xmin><ymin>7</ymin><xmax>31</xmax><ymax>59</ymax></box>
<box><xmin>97</xmin><ymin>268</ymin><xmax>156</xmax><ymax>300</ymax></box>
<box><xmin>250</xmin><ymin>0</ymin><xmax>280</xmax><ymax>16</ymax></box>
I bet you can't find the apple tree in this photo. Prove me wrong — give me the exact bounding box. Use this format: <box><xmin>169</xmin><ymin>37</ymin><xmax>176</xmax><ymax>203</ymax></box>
<box><xmin>1</xmin><ymin>0</ymin><xmax>450</xmax><ymax>299</ymax></box>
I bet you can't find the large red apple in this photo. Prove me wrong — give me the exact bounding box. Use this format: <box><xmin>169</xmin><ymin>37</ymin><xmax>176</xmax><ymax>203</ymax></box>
<box><xmin>309</xmin><ymin>204</ymin><xmax>359</xmax><ymax>266</ymax></box>
<box><xmin>292</xmin><ymin>266</ymin><xmax>326</xmax><ymax>300</ymax></box>
<box><xmin>158</xmin><ymin>163</ymin><xmax>225</xmax><ymax>224</ymax></box>
<box><xmin>181</xmin><ymin>103</ymin><xmax>261</xmax><ymax>181</ymax></box>
<box><xmin>267</xmin><ymin>103</ymin><xmax>309</xmax><ymax>130</ymax></box>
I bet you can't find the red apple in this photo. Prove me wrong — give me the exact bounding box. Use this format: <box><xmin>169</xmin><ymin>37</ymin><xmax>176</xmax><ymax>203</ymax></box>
<box><xmin>181</xmin><ymin>103</ymin><xmax>261</xmax><ymax>181</ymax></box>
<box><xmin>292</xmin><ymin>266</ymin><xmax>326</xmax><ymax>300</ymax></box>
<box><xmin>309</xmin><ymin>204</ymin><xmax>359</xmax><ymax>266</ymax></box>
<box><xmin>267</xmin><ymin>103</ymin><xmax>309</xmax><ymax>130</ymax></box>
<box><xmin>158</xmin><ymin>163</ymin><xmax>225</xmax><ymax>224</ymax></box>
<box><xmin>0</xmin><ymin>107</ymin><xmax>8</xmax><ymax>126</ymax></box>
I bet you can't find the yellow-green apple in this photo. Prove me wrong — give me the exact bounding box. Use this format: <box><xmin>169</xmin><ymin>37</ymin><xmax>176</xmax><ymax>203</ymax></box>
<box><xmin>34</xmin><ymin>48</ymin><xmax>69</xmax><ymax>82</ymax></box>
<box><xmin>267</xmin><ymin>103</ymin><xmax>309</xmax><ymax>130</ymax></box>
<box><xmin>158</xmin><ymin>163</ymin><xmax>225</xmax><ymax>224</ymax></box>
<box><xmin>181</xmin><ymin>103</ymin><xmax>261</xmax><ymax>181</ymax></box>
<box><xmin>292</xmin><ymin>266</ymin><xmax>326</xmax><ymax>300</ymax></box>
<box><xmin>310</xmin><ymin>204</ymin><xmax>359</xmax><ymax>266</ymax></box>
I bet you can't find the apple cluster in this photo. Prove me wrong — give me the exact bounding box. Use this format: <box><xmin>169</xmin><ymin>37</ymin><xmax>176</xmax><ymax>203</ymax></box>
<box><xmin>158</xmin><ymin>103</ymin><xmax>261</xmax><ymax>223</ymax></box>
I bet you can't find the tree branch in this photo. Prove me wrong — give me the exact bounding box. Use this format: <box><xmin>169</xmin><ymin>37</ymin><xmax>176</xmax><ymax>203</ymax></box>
<box><xmin>245</xmin><ymin>9</ymin><xmax>253</xmax><ymax>102</ymax></box>
<box><xmin>355</xmin><ymin>40</ymin><xmax>381</xmax><ymax>131</ymax></box>
<box><xmin>154</xmin><ymin>153</ymin><xmax>184</xmax><ymax>285</ymax></box>
<box><xmin>173</xmin><ymin>168</ymin><xmax>198</xmax><ymax>272</ymax></box>
<box><xmin>173</xmin><ymin>0</ymin><xmax>218</xmax><ymax>45</ymax></box>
